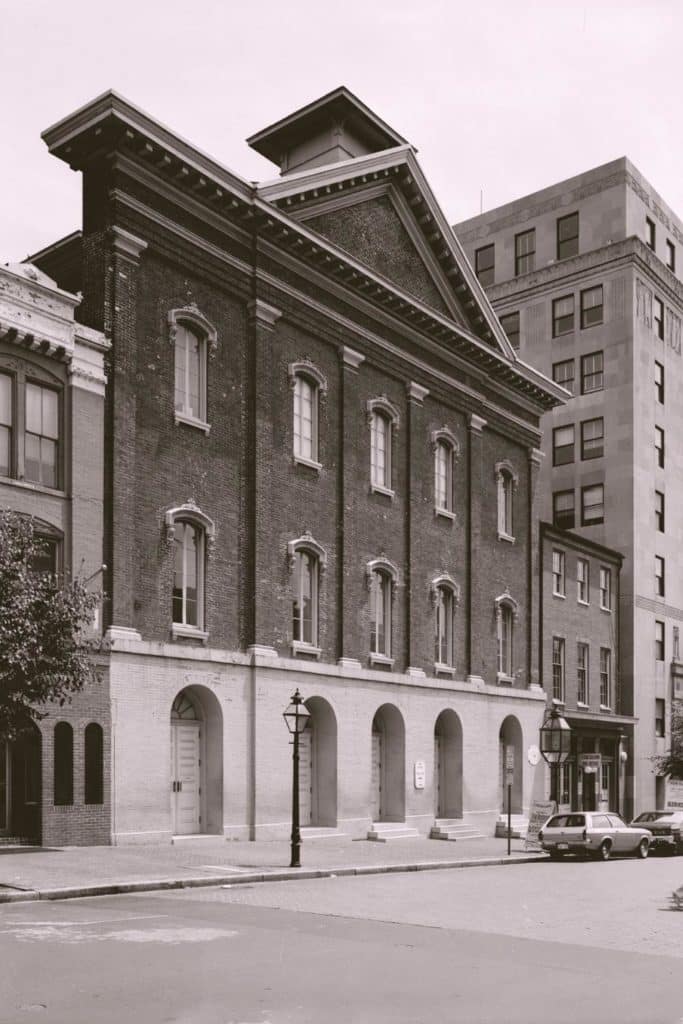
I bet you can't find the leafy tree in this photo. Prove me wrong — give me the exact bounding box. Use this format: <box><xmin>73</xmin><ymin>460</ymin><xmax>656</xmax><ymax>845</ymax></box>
<box><xmin>652</xmin><ymin>701</ymin><xmax>683</xmax><ymax>779</ymax></box>
<box><xmin>0</xmin><ymin>510</ymin><xmax>100</xmax><ymax>741</ymax></box>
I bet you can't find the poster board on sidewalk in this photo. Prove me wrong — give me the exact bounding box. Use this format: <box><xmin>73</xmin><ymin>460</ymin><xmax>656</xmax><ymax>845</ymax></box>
<box><xmin>524</xmin><ymin>800</ymin><xmax>556</xmax><ymax>851</ymax></box>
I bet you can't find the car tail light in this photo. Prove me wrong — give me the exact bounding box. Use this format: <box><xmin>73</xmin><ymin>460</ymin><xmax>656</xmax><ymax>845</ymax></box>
<box><xmin>582</xmin><ymin>829</ymin><xmax>587</xmax><ymax>841</ymax></box>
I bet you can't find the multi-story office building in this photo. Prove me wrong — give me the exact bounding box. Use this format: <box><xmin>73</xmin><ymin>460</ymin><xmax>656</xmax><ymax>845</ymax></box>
<box><xmin>0</xmin><ymin>260</ymin><xmax>108</xmax><ymax>845</ymax></box>
<box><xmin>456</xmin><ymin>158</ymin><xmax>683</xmax><ymax>815</ymax></box>
<box><xmin>28</xmin><ymin>87</ymin><xmax>564</xmax><ymax>844</ymax></box>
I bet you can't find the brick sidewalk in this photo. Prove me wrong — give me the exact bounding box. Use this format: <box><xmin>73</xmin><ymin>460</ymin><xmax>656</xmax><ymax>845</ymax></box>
<box><xmin>0</xmin><ymin>834</ymin><xmax>545</xmax><ymax>903</ymax></box>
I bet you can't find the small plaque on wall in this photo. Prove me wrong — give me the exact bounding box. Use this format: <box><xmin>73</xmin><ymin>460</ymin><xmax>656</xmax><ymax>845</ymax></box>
<box><xmin>414</xmin><ymin>760</ymin><xmax>426</xmax><ymax>789</ymax></box>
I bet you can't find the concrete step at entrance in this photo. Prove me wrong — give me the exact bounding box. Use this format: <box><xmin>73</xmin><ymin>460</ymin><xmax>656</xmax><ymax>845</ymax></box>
<box><xmin>430</xmin><ymin>819</ymin><xmax>487</xmax><ymax>841</ymax></box>
<box><xmin>300</xmin><ymin>827</ymin><xmax>348</xmax><ymax>840</ymax></box>
<box><xmin>366</xmin><ymin>822</ymin><xmax>421</xmax><ymax>842</ymax></box>
<box><xmin>495</xmin><ymin>814</ymin><xmax>529</xmax><ymax>839</ymax></box>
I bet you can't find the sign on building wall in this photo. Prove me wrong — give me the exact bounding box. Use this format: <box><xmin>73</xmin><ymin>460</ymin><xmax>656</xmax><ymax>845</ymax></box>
<box><xmin>414</xmin><ymin>761</ymin><xmax>426</xmax><ymax>790</ymax></box>
<box><xmin>665</xmin><ymin>778</ymin><xmax>683</xmax><ymax>809</ymax></box>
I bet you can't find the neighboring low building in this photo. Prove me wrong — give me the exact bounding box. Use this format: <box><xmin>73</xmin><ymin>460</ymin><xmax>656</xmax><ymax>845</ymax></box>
<box><xmin>28</xmin><ymin>86</ymin><xmax>565</xmax><ymax>844</ymax></box>
<box><xmin>540</xmin><ymin>522</ymin><xmax>634</xmax><ymax>815</ymax></box>
<box><xmin>0</xmin><ymin>261</ymin><xmax>108</xmax><ymax>845</ymax></box>
<box><xmin>455</xmin><ymin>158</ymin><xmax>683</xmax><ymax>814</ymax></box>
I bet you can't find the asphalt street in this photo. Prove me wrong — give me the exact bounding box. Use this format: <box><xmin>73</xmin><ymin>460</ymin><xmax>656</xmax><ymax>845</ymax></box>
<box><xmin>2</xmin><ymin>856</ymin><xmax>682</xmax><ymax>1024</ymax></box>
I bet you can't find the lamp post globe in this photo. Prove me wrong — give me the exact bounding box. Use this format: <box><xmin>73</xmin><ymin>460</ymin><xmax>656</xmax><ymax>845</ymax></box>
<box><xmin>283</xmin><ymin>690</ymin><xmax>310</xmax><ymax>868</ymax></box>
<box><xmin>539</xmin><ymin>707</ymin><xmax>572</xmax><ymax>804</ymax></box>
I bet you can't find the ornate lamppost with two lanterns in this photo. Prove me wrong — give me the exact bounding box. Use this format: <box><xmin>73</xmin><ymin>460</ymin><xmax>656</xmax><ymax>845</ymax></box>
<box><xmin>282</xmin><ymin>690</ymin><xmax>310</xmax><ymax>868</ymax></box>
<box><xmin>539</xmin><ymin>706</ymin><xmax>572</xmax><ymax>806</ymax></box>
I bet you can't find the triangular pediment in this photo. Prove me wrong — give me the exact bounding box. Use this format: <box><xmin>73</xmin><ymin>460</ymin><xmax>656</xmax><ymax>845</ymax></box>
<box><xmin>257</xmin><ymin>149</ymin><xmax>516</xmax><ymax>358</ymax></box>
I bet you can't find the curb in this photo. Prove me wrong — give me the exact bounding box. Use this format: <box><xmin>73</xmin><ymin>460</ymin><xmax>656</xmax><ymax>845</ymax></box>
<box><xmin>0</xmin><ymin>853</ymin><xmax>547</xmax><ymax>905</ymax></box>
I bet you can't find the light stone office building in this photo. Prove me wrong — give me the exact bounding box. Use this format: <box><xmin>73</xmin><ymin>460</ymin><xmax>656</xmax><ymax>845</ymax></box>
<box><xmin>456</xmin><ymin>158</ymin><xmax>683</xmax><ymax>817</ymax></box>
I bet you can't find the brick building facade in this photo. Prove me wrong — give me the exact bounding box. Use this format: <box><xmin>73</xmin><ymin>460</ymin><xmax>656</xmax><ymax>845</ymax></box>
<box><xmin>31</xmin><ymin>87</ymin><xmax>565</xmax><ymax>844</ymax></box>
<box><xmin>0</xmin><ymin>261</ymin><xmax>108</xmax><ymax>845</ymax></box>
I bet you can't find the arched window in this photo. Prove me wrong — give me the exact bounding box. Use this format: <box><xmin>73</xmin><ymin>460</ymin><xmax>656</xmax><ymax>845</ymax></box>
<box><xmin>287</xmin><ymin>533</ymin><xmax>326</xmax><ymax>655</ymax></box>
<box><xmin>495</xmin><ymin>594</ymin><xmax>518</xmax><ymax>682</ymax></box>
<box><xmin>166</xmin><ymin>503</ymin><xmax>215</xmax><ymax>638</ymax></box>
<box><xmin>54</xmin><ymin>721</ymin><xmax>73</xmax><ymax>806</ymax></box>
<box><xmin>169</xmin><ymin>307</ymin><xmax>216</xmax><ymax>431</ymax></box>
<box><xmin>432</xmin><ymin>576</ymin><xmax>460</xmax><ymax>669</ymax></box>
<box><xmin>84</xmin><ymin>723</ymin><xmax>103</xmax><ymax>805</ymax></box>
<box><xmin>289</xmin><ymin>363</ymin><xmax>326</xmax><ymax>467</ymax></box>
<box><xmin>367</xmin><ymin>558</ymin><xmax>399</xmax><ymax>663</ymax></box>
<box><xmin>495</xmin><ymin>462</ymin><xmax>517</xmax><ymax>540</ymax></box>
<box><xmin>368</xmin><ymin>398</ymin><xmax>399</xmax><ymax>494</ymax></box>
<box><xmin>432</xmin><ymin>429</ymin><xmax>458</xmax><ymax>516</ymax></box>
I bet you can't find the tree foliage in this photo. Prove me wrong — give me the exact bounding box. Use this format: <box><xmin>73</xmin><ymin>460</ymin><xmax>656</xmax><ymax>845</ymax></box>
<box><xmin>652</xmin><ymin>700</ymin><xmax>683</xmax><ymax>779</ymax></box>
<box><xmin>0</xmin><ymin>511</ymin><xmax>100</xmax><ymax>741</ymax></box>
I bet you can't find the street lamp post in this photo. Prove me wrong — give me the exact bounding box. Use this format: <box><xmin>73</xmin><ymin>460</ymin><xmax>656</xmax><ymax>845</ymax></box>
<box><xmin>539</xmin><ymin>707</ymin><xmax>572</xmax><ymax>806</ymax></box>
<box><xmin>283</xmin><ymin>689</ymin><xmax>311</xmax><ymax>868</ymax></box>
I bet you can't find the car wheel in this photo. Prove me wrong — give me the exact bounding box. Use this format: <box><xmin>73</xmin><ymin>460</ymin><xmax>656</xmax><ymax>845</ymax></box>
<box><xmin>636</xmin><ymin>838</ymin><xmax>649</xmax><ymax>859</ymax></box>
<box><xmin>598</xmin><ymin>840</ymin><xmax>611</xmax><ymax>861</ymax></box>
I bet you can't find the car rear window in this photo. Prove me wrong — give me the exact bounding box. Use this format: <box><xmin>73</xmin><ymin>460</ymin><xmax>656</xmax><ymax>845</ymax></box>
<box><xmin>548</xmin><ymin>814</ymin><xmax>585</xmax><ymax>828</ymax></box>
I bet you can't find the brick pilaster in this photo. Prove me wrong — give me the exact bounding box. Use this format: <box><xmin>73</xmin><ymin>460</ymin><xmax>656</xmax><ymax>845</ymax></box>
<box><xmin>337</xmin><ymin>344</ymin><xmax>365</xmax><ymax>667</ymax></box>
<box><xmin>527</xmin><ymin>446</ymin><xmax>544</xmax><ymax>689</ymax></box>
<box><xmin>406</xmin><ymin>380</ymin><xmax>429</xmax><ymax>675</ymax></box>
<box><xmin>467</xmin><ymin>413</ymin><xmax>487</xmax><ymax>682</ymax></box>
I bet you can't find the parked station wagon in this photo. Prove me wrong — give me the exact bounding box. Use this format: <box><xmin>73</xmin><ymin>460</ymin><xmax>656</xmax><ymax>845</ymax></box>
<box><xmin>538</xmin><ymin>811</ymin><xmax>651</xmax><ymax>861</ymax></box>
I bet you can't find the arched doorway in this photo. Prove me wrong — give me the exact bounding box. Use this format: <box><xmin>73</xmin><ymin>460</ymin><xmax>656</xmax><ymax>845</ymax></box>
<box><xmin>170</xmin><ymin>686</ymin><xmax>223</xmax><ymax>836</ymax></box>
<box><xmin>499</xmin><ymin>715</ymin><xmax>523</xmax><ymax>814</ymax></box>
<box><xmin>434</xmin><ymin>710</ymin><xmax>463</xmax><ymax>819</ymax></box>
<box><xmin>0</xmin><ymin>725</ymin><xmax>42</xmax><ymax>842</ymax></box>
<box><xmin>370</xmin><ymin>704</ymin><xmax>405</xmax><ymax>822</ymax></box>
<box><xmin>300</xmin><ymin>697</ymin><xmax>337</xmax><ymax>827</ymax></box>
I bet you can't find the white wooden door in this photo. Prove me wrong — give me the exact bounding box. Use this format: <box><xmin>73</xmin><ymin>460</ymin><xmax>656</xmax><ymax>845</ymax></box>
<box><xmin>298</xmin><ymin>728</ymin><xmax>312</xmax><ymax>826</ymax></box>
<box><xmin>371</xmin><ymin>728</ymin><xmax>382</xmax><ymax>821</ymax></box>
<box><xmin>172</xmin><ymin>722</ymin><xmax>201</xmax><ymax>835</ymax></box>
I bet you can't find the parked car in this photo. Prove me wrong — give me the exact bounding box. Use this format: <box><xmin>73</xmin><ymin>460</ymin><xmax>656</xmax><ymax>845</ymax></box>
<box><xmin>630</xmin><ymin>811</ymin><xmax>683</xmax><ymax>855</ymax></box>
<box><xmin>538</xmin><ymin>811</ymin><xmax>651</xmax><ymax>861</ymax></box>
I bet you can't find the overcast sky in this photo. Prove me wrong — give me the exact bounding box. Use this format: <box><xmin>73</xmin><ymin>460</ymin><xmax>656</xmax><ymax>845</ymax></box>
<box><xmin>2</xmin><ymin>0</ymin><xmax>681</xmax><ymax>265</ymax></box>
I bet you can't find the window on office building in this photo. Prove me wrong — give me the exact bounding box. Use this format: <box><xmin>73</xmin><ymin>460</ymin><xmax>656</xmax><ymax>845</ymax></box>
<box><xmin>581</xmin><ymin>484</ymin><xmax>604</xmax><ymax>526</ymax></box>
<box><xmin>475</xmin><ymin>244</ymin><xmax>495</xmax><ymax>286</ymax></box>
<box><xmin>499</xmin><ymin>311</ymin><xmax>520</xmax><ymax>350</ymax></box>
<box><xmin>581</xmin><ymin>351</ymin><xmax>604</xmax><ymax>394</ymax></box>
<box><xmin>580</xmin><ymin>285</ymin><xmax>603</xmax><ymax>328</ymax></box>
<box><xmin>655</xmin><ymin>698</ymin><xmax>666</xmax><ymax>738</ymax></box>
<box><xmin>515</xmin><ymin>229</ymin><xmax>535</xmax><ymax>276</ymax></box>
<box><xmin>655</xmin><ymin>426</ymin><xmax>665</xmax><ymax>468</ymax></box>
<box><xmin>646</xmin><ymin>217</ymin><xmax>656</xmax><ymax>250</ymax></box>
<box><xmin>557</xmin><ymin>212</ymin><xmax>579</xmax><ymax>260</ymax></box>
<box><xmin>577</xmin><ymin>643</ymin><xmax>589</xmax><ymax>704</ymax></box>
<box><xmin>655</xmin><ymin>555</ymin><xmax>665</xmax><ymax>597</ymax></box>
<box><xmin>599</xmin><ymin>567</ymin><xmax>612</xmax><ymax>611</ymax></box>
<box><xmin>655</xmin><ymin>490</ymin><xmax>665</xmax><ymax>532</ymax></box>
<box><xmin>666</xmin><ymin>240</ymin><xmax>676</xmax><ymax>271</ymax></box>
<box><xmin>553</xmin><ymin>489</ymin><xmax>575</xmax><ymax>530</ymax></box>
<box><xmin>654</xmin><ymin>361</ymin><xmax>664</xmax><ymax>404</ymax></box>
<box><xmin>552</xmin><ymin>359</ymin><xmax>575</xmax><ymax>394</ymax></box>
<box><xmin>553</xmin><ymin>295</ymin><xmax>575</xmax><ymax>337</ymax></box>
<box><xmin>581</xmin><ymin>417</ymin><xmax>604</xmax><ymax>460</ymax></box>
<box><xmin>654</xmin><ymin>297</ymin><xmax>664</xmax><ymax>339</ymax></box>
<box><xmin>600</xmin><ymin>648</ymin><xmax>612</xmax><ymax>707</ymax></box>
<box><xmin>655</xmin><ymin>620</ymin><xmax>665</xmax><ymax>662</ymax></box>
<box><xmin>577</xmin><ymin>558</ymin><xmax>589</xmax><ymax>604</ymax></box>
<box><xmin>553</xmin><ymin>425</ymin><xmax>575</xmax><ymax>466</ymax></box>
<box><xmin>552</xmin><ymin>637</ymin><xmax>566</xmax><ymax>702</ymax></box>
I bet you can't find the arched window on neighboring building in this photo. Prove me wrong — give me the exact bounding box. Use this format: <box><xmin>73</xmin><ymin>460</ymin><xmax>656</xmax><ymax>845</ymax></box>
<box><xmin>165</xmin><ymin>503</ymin><xmax>215</xmax><ymax>638</ymax></box>
<box><xmin>84</xmin><ymin>723</ymin><xmax>103</xmax><ymax>805</ymax></box>
<box><xmin>54</xmin><ymin>721</ymin><xmax>73</xmax><ymax>806</ymax></box>
<box><xmin>288</xmin><ymin>533</ymin><xmax>326</xmax><ymax>655</ymax></box>
<box><xmin>289</xmin><ymin>362</ymin><xmax>327</xmax><ymax>468</ymax></box>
